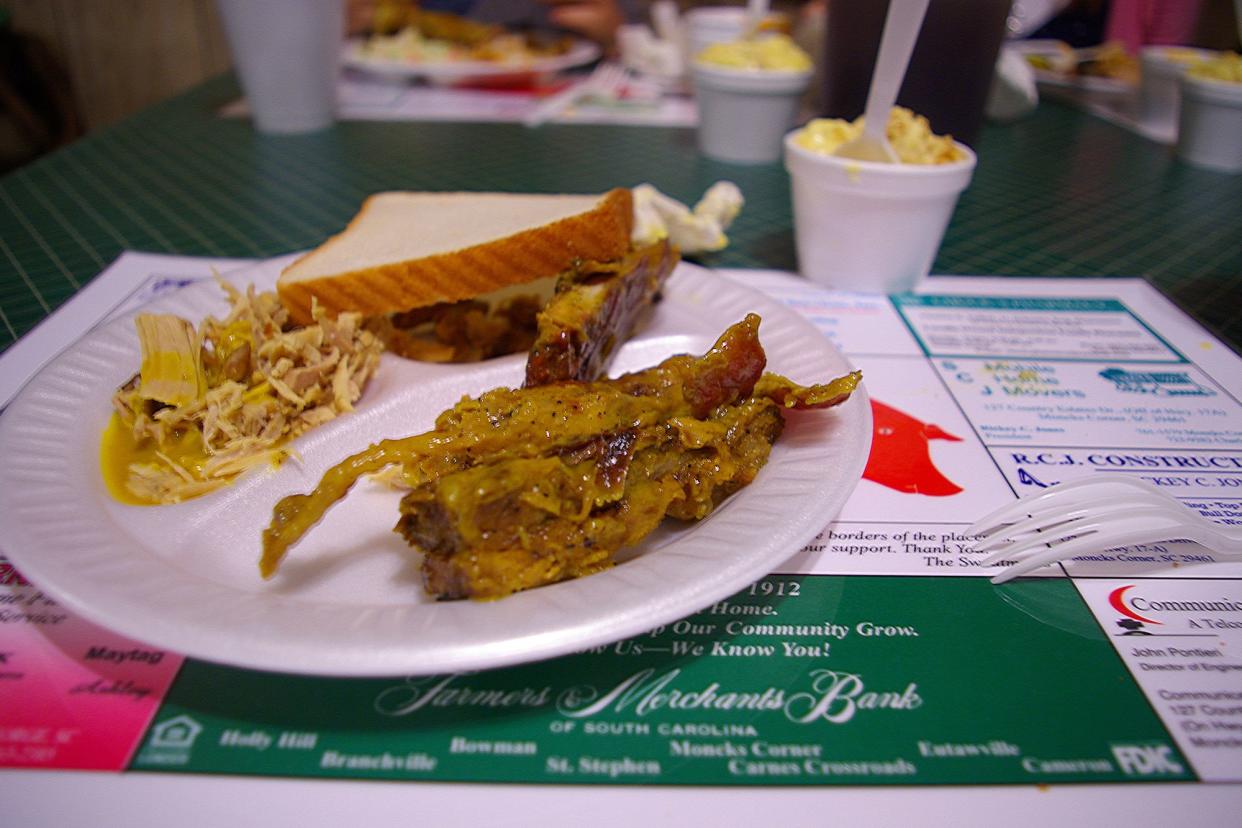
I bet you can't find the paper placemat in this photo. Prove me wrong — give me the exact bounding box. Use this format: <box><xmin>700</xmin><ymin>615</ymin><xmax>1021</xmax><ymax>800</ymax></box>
<box><xmin>3</xmin><ymin>255</ymin><xmax>1240</xmax><ymax>791</ymax></box>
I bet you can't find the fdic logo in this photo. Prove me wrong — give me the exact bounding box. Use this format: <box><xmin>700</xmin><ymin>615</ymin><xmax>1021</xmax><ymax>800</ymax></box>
<box><xmin>1110</xmin><ymin>743</ymin><xmax>1185</xmax><ymax>777</ymax></box>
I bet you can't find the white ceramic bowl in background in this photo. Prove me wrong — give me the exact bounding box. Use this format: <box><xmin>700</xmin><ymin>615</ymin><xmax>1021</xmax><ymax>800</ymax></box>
<box><xmin>1139</xmin><ymin>46</ymin><xmax>1218</xmax><ymax>138</ymax></box>
<box><xmin>693</xmin><ymin>62</ymin><xmax>812</xmax><ymax>163</ymax></box>
<box><xmin>1177</xmin><ymin>72</ymin><xmax>1242</xmax><ymax>173</ymax></box>
<box><xmin>783</xmin><ymin>131</ymin><xmax>977</xmax><ymax>293</ymax></box>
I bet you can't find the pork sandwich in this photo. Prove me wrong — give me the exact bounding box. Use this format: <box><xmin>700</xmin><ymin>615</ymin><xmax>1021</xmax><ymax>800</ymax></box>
<box><xmin>276</xmin><ymin>188</ymin><xmax>678</xmax><ymax>382</ymax></box>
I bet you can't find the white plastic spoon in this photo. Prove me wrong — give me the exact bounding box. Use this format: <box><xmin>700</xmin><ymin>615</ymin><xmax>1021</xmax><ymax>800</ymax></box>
<box><xmin>744</xmin><ymin>0</ymin><xmax>770</xmax><ymax>39</ymax></box>
<box><xmin>834</xmin><ymin>0</ymin><xmax>930</xmax><ymax>163</ymax></box>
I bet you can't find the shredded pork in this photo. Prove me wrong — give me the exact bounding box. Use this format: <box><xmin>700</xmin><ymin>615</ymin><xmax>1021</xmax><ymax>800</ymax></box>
<box><xmin>112</xmin><ymin>282</ymin><xmax>382</xmax><ymax>504</ymax></box>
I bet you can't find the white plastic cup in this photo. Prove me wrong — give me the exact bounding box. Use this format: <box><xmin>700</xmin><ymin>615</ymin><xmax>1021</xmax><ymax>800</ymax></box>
<box><xmin>216</xmin><ymin>0</ymin><xmax>343</xmax><ymax>134</ymax></box>
<box><xmin>685</xmin><ymin>7</ymin><xmax>750</xmax><ymax>61</ymax></box>
<box><xmin>1138</xmin><ymin>46</ymin><xmax>1217</xmax><ymax>138</ymax></box>
<box><xmin>783</xmin><ymin>131</ymin><xmax>976</xmax><ymax>293</ymax></box>
<box><xmin>1176</xmin><ymin>73</ymin><xmax>1242</xmax><ymax>173</ymax></box>
<box><xmin>693</xmin><ymin>62</ymin><xmax>812</xmax><ymax>163</ymax></box>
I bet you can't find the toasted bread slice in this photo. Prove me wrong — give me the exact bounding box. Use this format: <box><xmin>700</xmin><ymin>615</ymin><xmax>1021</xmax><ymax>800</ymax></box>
<box><xmin>277</xmin><ymin>188</ymin><xmax>634</xmax><ymax>325</ymax></box>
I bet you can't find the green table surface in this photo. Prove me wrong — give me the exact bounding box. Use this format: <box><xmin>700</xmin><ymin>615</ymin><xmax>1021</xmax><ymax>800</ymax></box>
<box><xmin>2</xmin><ymin>74</ymin><xmax>1240</xmax><ymax>355</ymax></box>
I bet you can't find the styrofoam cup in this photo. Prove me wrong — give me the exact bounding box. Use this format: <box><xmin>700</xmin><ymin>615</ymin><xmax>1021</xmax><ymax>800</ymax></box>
<box><xmin>783</xmin><ymin>131</ymin><xmax>976</xmax><ymax>293</ymax></box>
<box><xmin>1176</xmin><ymin>72</ymin><xmax>1242</xmax><ymax>173</ymax></box>
<box><xmin>693</xmin><ymin>62</ymin><xmax>811</xmax><ymax>163</ymax></box>
<box><xmin>685</xmin><ymin>7</ymin><xmax>750</xmax><ymax>61</ymax></box>
<box><xmin>1139</xmin><ymin>46</ymin><xmax>1217</xmax><ymax>137</ymax></box>
<box><xmin>216</xmin><ymin>0</ymin><xmax>343</xmax><ymax>134</ymax></box>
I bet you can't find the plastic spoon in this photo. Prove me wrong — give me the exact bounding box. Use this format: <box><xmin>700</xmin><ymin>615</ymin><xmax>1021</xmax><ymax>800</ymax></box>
<box><xmin>650</xmin><ymin>0</ymin><xmax>680</xmax><ymax>44</ymax></box>
<box><xmin>744</xmin><ymin>0</ymin><xmax>770</xmax><ymax>39</ymax></box>
<box><xmin>834</xmin><ymin>0</ymin><xmax>930</xmax><ymax>163</ymax></box>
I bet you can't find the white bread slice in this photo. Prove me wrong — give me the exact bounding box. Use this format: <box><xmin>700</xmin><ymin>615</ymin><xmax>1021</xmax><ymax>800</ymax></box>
<box><xmin>278</xmin><ymin>188</ymin><xmax>634</xmax><ymax>325</ymax></box>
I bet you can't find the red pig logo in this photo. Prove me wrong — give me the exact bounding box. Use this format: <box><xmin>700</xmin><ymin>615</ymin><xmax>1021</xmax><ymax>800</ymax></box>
<box><xmin>863</xmin><ymin>399</ymin><xmax>963</xmax><ymax>496</ymax></box>
<box><xmin>0</xmin><ymin>561</ymin><xmax>29</xmax><ymax>586</ymax></box>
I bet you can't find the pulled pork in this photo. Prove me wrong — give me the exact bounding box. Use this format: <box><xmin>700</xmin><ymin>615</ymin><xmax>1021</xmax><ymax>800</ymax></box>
<box><xmin>111</xmin><ymin>282</ymin><xmax>382</xmax><ymax>504</ymax></box>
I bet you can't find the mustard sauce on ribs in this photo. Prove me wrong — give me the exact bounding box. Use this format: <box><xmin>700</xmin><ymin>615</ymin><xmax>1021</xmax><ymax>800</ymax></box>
<box><xmin>260</xmin><ymin>314</ymin><xmax>860</xmax><ymax>599</ymax></box>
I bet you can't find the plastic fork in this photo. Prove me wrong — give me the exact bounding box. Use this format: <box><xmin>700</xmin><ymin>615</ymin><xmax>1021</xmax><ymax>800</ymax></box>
<box><xmin>968</xmin><ymin>475</ymin><xmax>1242</xmax><ymax>584</ymax></box>
<box><xmin>523</xmin><ymin>63</ymin><xmax>628</xmax><ymax>128</ymax></box>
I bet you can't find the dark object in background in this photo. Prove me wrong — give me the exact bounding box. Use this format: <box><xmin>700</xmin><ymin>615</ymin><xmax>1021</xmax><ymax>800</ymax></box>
<box><xmin>1027</xmin><ymin>0</ymin><xmax>1108</xmax><ymax>48</ymax></box>
<box><xmin>822</xmin><ymin>0</ymin><xmax>1012</xmax><ymax>147</ymax></box>
<box><xmin>0</xmin><ymin>11</ymin><xmax>82</xmax><ymax>173</ymax></box>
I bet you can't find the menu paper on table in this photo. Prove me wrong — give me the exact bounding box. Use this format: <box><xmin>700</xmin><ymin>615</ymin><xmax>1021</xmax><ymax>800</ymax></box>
<box><xmin>0</xmin><ymin>562</ymin><xmax>182</xmax><ymax>769</ymax></box>
<box><xmin>1</xmin><ymin>257</ymin><xmax>1239</xmax><ymax>787</ymax></box>
<box><xmin>0</xmin><ymin>253</ymin><xmax>247</xmax><ymax>769</ymax></box>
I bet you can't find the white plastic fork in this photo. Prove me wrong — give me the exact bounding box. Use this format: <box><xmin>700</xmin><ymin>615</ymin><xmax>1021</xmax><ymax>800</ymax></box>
<box><xmin>967</xmin><ymin>475</ymin><xmax>1242</xmax><ymax>584</ymax></box>
<box><xmin>523</xmin><ymin>63</ymin><xmax>628</xmax><ymax>128</ymax></box>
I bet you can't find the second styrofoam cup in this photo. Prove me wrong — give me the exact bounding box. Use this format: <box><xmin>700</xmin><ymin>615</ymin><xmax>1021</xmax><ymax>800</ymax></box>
<box><xmin>216</xmin><ymin>0</ymin><xmax>343</xmax><ymax>134</ymax></box>
<box><xmin>1176</xmin><ymin>72</ymin><xmax>1242</xmax><ymax>173</ymax></box>
<box><xmin>693</xmin><ymin>62</ymin><xmax>811</xmax><ymax>163</ymax></box>
<box><xmin>686</xmin><ymin>7</ymin><xmax>747</xmax><ymax>60</ymax></box>
<box><xmin>783</xmin><ymin>131</ymin><xmax>976</xmax><ymax>293</ymax></box>
<box><xmin>1139</xmin><ymin>46</ymin><xmax>1218</xmax><ymax>137</ymax></box>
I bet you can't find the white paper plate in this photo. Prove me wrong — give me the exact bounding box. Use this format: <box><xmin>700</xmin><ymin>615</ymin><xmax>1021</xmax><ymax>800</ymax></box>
<box><xmin>343</xmin><ymin>38</ymin><xmax>600</xmax><ymax>84</ymax></box>
<box><xmin>1032</xmin><ymin>68</ymin><xmax>1134</xmax><ymax>96</ymax></box>
<box><xmin>0</xmin><ymin>256</ymin><xmax>870</xmax><ymax>677</ymax></box>
<box><xmin>1011</xmin><ymin>39</ymin><xmax>1135</xmax><ymax>97</ymax></box>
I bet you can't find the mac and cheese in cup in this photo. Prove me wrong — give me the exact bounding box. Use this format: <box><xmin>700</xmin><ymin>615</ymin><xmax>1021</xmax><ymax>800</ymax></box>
<box><xmin>783</xmin><ymin>108</ymin><xmax>976</xmax><ymax>293</ymax></box>
<box><xmin>1178</xmin><ymin>53</ymin><xmax>1242</xmax><ymax>173</ymax></box>
<box><xmin>692</xmin><ymin>35</ymin><xmax>812</xmax><ymax>164</ymax></box>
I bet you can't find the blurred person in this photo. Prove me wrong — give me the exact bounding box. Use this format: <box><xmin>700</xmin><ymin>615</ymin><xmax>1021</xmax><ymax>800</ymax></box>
<box><xmin>1026</xmin><ymin>0</ymin><xmax>1109</xmax><ymax>47</ymax></box>
<box><xmin>542</xmin><ymin>0</ymin><xmax>628</xmax><ymax>48</ymax></box>
<box><xmin>0</xmin><ymin>13</ymin><xmax>81</xmax><ymax>172</ymax></box>
<box><xmin>1027</xmin><ymin>0</ymin><xmax>1212</xmax><ymax>51</ymax></box>
<box><xmin>1104</xmin><ymin>0</ymin><xmax>1205</xmax><ymax>52</ymax></box>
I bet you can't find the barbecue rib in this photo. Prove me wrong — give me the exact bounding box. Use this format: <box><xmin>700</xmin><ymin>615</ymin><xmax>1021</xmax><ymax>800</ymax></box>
<box><xmin>402</xmin><ymin>397</ymin><xmax>786</xmax><ymax>599</ymax></box>
<box><xmin>260</xmin><ymin>315</ymin><xmax>861</xmax><ymax>598</ymax></box>
<box><xmin>525</xmin><ymin>239</ymin><xmax>677</xmax><ymax>385</ymax></box>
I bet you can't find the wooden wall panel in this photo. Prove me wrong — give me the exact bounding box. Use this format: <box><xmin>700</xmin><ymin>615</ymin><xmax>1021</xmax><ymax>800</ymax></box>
<box><xmin>7</xmin><ymin>0</ymin><xmax>231</xmax><ymax>131</ymax></box>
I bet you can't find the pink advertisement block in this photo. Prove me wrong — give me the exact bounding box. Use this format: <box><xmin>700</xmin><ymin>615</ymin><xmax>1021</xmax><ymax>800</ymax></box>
<box><xmin>0</xmin><ymin>558</ymin><xmax>183</xmax><ymax>770</ymax></box>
